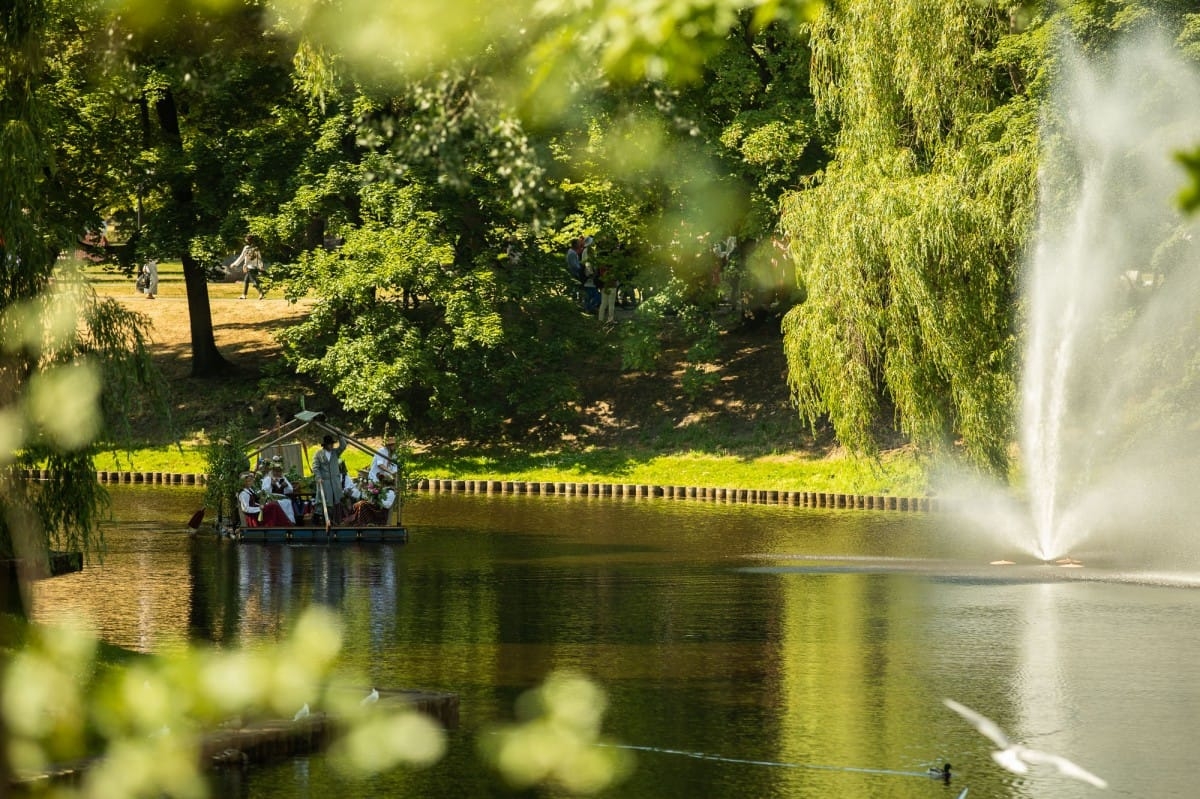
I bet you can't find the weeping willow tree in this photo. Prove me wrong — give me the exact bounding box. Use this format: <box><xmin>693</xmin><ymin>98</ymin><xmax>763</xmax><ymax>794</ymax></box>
<box><xmin>1</xmin><ymin>0</ymin><xmax>165</xmax><ymax>601</ymax></box>
<box><xmin>780</xmin><ymin>0</ymin><xmax>1043</xmax><ymax>473</ymax></box>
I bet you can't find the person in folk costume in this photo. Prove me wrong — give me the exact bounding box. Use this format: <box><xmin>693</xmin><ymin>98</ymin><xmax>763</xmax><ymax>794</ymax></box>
<box><xmin>260</xmin><ymin>458</ymin><xmax>297</xmax><ymax>524</ymax></box>
<box><xmin>343</xmin><ymin>470</ymin><xmax>397</xmax><ymax>526</ymax></box>
<box><xmin>338</xmin><ymin>460</ymin><xmax>360</xmax><ymax>515</ymax></box>
<box><xmin>238</xmin><ymin>472</ymin><xmax>292</xmax><ymax>527</ymax></box>
<box><xmin>311</xmin><ymin>433</ymin><xmax>347</xmax><ymax>523</ymax></box>
<box><xmin>368</xmin><ymin>434</ymin><xmax>399</xmax><ymax>483</ymax></box>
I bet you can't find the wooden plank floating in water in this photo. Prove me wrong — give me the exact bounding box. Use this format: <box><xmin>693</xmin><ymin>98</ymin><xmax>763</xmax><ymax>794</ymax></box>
<box><xmin>10</xmin><ymin>688</ymin><xmax>459</xmax><ymax>788</ymax></box>
<box><xmin>236</xmin><ymin>525</ymin><xmax>409</xmax><ymax>543</ymax></box>
<box><xmin>202</xmin><ymin>688</ymin><xmax>458</xmax><ymax>767</ymax></box>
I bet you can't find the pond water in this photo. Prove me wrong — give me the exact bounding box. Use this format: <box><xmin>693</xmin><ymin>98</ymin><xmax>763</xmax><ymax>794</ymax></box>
<box><xmin>31</xmin><ymin>486</ymin><xmax>1200</xmax><ymax>798</ymax></box>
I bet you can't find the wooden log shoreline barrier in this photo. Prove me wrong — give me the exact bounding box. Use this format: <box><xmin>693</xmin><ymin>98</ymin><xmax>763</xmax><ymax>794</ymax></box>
<box><xmin>410</xmin><ymin>477</ymin><xmax>937</xmax><ymax>511</ymax></box>
<box><xmin>20</xmin><ymin>469</ymin><xmax>938</xmax><ymax>512</ymax></box>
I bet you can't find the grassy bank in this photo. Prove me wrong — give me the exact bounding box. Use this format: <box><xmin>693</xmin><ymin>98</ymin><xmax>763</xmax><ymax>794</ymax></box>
<box><xmin>94</xmin><ymin>443</ymin><xmax>927</xmax><ymax>496</ymax></box>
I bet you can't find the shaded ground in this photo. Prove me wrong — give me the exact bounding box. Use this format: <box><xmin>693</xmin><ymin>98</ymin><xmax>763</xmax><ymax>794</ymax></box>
<box><xmin>580</xmin><ymin>318</ymin><xmax>831</xmax><ymax>456</ymax></box>
<box><xmin>113</xmin><ymin>289</ymin><xmax>830</xmax><ymax>456</ymax></box>
<box><xmin>114</xmin><ymin>293</ymin><xmax>325</xmax><ymax>442</ymax></box>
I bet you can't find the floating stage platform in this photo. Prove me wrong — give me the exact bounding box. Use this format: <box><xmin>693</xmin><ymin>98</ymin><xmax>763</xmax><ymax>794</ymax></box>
<box><xmin>235</xmin><ymin>525</ymin><xmax>408</xmax><ymax>543</ymax></box>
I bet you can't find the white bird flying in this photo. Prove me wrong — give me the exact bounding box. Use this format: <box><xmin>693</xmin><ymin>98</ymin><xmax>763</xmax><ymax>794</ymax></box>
<box><xmin>293</xmin><ymin>703</ymin><xmax>310</xmax><ymax>721</ymax></box>
<box><xmin>361</xmin><ymin>687</ymin><xmax>379</xmax><ymax>706</ymax></box>
<box><xmin>943</xmin><ymin>699</ymin><xmax>1107</xmax><ymax>789</ymax></box>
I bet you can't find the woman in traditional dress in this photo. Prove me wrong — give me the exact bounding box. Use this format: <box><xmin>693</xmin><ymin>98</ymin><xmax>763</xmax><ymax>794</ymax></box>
<box><xmin>260</xmin><ymin>460</ymin><xmax>297</xmax><ymax>524</ymax></box>
<box><xmin>237</xmin><ymin>472</ymin><xmax>292</xmax><ymax>527</ymax></box>
<box><xmin>343</xmin><ymin>471</ymin><xmax>397</xmax><ymax>526</ymax></box>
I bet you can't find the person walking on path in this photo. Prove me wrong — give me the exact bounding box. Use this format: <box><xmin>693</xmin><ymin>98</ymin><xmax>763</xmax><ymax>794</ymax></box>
<box><xmin>231</xmin><ymin>235</ymin><xmax>266</xmax><ymax>299</ymax></box>
<box><xmin>142</xmin><ymin>258</ymin><xmax>158</xmax><ymax>299</ymax></box>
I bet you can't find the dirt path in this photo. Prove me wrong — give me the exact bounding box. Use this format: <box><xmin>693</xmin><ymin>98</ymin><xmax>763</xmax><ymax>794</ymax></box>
<box><xmin>118</xmin><ymin>294</ymin><xmax>312</xmax><ymax>381</ymax></box>
<box><xmin>111</xmin><ymin>293</ymin><xmax>320</xmax><ymax>441</ymax></box>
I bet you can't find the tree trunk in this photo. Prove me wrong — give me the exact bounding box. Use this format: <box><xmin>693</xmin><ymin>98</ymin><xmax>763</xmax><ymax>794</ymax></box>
<box><xmin>182</xmin><ymin>252</ymin><xmax>232</xmax><ymax>377</ymax></box>
<box><xmin>152</xmin><ymin>89</ymin><xmax>232</xmax><ymax>377</ymax></box>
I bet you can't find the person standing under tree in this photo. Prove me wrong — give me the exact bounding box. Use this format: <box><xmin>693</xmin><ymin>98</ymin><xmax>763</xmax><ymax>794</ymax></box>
<box><xmin>581</xmin><ymin>236</ymin><xmax>600</xmax><ymax>313</ymax></box>
<box><xmin>231</xmin><ymin>234</ymin><xmax>266</xmax><ymax>299</ymax></box>
<box><xmin>565</xmin><ymin>236</ymin><xmax>585</xmax><ymax>306</ymax></box>
<box><xmin>597</xmin><ymin>261</ymin><xmax>618</xmax><ymax>324</ymax></box>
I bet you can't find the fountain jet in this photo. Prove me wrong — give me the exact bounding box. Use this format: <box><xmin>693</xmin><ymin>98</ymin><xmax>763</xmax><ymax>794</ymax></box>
<box><xmin>953</xmin><ymin>31</ymin><xmax>1200</xmax><ymax>568</ymax></box>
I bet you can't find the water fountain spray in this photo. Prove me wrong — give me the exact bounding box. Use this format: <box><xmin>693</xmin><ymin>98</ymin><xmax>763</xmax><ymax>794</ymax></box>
<box><xmin>957</xmin><ymin>31</ymin><xmax>1200</xmax><ymax>569</ymax></box>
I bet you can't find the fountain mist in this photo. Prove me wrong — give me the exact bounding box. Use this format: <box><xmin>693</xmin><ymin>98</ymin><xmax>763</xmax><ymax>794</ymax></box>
<box><xmin>954</xmin><ymin>31</ymin><xmax>1200</xmax><ymax>568</ymax></box>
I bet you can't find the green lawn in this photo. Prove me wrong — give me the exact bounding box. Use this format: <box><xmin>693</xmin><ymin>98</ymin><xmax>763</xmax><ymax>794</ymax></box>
<box><xmin>71</xmin><ymin>259</ymin><xmax>269</xmax><ymax>301</ymax></box>
<box><xmin>92</xmin><ymin>442</ymin><xmax>928</xmax><ymax>496</ymax></box>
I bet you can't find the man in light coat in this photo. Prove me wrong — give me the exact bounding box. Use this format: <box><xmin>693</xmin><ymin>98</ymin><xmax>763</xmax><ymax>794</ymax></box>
<box><xmin>311</xmin><ymin>433</ymin><xmax>346</xmax><ymax>523</ymax></box>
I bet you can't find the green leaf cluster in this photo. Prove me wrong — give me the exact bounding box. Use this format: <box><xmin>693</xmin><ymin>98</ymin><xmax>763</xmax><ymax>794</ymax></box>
<box><xmin>1</xmin><ymin>0</ymin><xmax>168</xmax><ymax>565</ymax></box>
<box><xmin>778</xmin><ymin>0</ymin><xmax>1199</xmax><ymax>474</ymax></box>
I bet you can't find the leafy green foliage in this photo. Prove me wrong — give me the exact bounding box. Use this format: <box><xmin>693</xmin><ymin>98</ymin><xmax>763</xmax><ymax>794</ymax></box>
<box><xmin>781</xmin><ymin>0</ymin><xmax>1040</xmax><ymax>473</ymax></box>
<box><xmin>779</xmin><ymin>0</ymin><xmax>1200</xmax><ymax>474</ymax></box>
<box><xmin>3</xmin><ymin>607</ymin><xmax>448</xmax><ymax>796</ymax></box>
<box><xmin>0</xmin><ymin>1</ymin><xmax>166</xmax><ymax>566</ymax></box>
<box><xmin>42</xmin><ymin>0</ymin><xmax>1200</xmax><ymax>474</ymax></box>
<box><xmin>201</xmin><ymin>422</ymin><xmax>251</xmax><ymax>528</ymax></box>
<box><xmin>480</xmin><ymin>671</ymin><xmax>633</xmax><ymax>793</ymax></box>
<box><xmin>1178</xmin><ymin>145</ymin><xmax>1200</xmax><ymax>213</ymax></box>
<box><xmin>272</xmin><ymin>116</ymin><xmax>587</xmax><ymax>439</ymax></box>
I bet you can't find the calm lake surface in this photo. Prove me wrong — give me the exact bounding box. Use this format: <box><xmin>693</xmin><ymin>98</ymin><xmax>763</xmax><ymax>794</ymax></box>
<box><xmin>31</xmin><ymin>486</ymin><xmax>1200</xmax><ymax>798</ymax></box>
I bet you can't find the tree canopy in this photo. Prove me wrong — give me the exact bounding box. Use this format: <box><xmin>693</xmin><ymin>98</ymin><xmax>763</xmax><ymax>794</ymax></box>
<box><xmin>780</xmin><ymin>1</ymin><xmax>1200</xmax><ymax>474</ymax></box>
<box><xmin>1</xmin><ymin>0</ymin><xmax>165</xmax><ymax>572</ymax></box>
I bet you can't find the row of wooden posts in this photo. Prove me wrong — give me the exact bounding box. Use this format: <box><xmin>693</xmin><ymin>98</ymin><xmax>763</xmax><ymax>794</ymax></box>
<box><xmin>19</xmin><ymin>469</ymin><xmax>937</xmax><ymax>512</ymax></box>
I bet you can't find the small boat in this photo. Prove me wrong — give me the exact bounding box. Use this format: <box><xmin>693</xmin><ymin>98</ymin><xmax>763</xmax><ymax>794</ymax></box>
<box><xmin>235</xmin><ymin>524</ymin><xmax>408</xmax><ymax>543</ymax></box>
<box><xmin>228</xmin><ymin>410</ymin><xmax>411</xmax><ymax>545</ymax></box>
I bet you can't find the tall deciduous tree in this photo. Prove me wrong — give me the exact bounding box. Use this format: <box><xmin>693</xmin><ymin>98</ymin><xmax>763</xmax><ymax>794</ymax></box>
<box><xmin>779</xmin><ymin>1</ymin><xmax>1042</xmax><ymax>472</ymax></box>
<box><xmin>780</xmin><ymin>0</ymin><xmax>1200</xmax><ymax>473</ymax></box>
<box><xmin>1</xmin><ymin>0</ymin><xmax>163</xmax><ymax>595</ymax></box>
<box><xmin>97</xmin><ymin>4</ymin><xmax>316</xmax><ymax>376</ymax></box>
<box><xmin>271</xmin><ymin>55</ymin><xmax>590</xmax><ymax>439</ymax></box>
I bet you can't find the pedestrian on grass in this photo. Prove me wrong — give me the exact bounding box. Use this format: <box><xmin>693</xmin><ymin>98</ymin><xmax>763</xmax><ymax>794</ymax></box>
<box><xmin>231</xmin><ymin>235</ymin><xmax>266</xmax><ymax>300</ymax></box>
<box><xmin>142</xmin><ymin>258</ymin><xmax>158</xmax><ymax>300</ymax></box>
